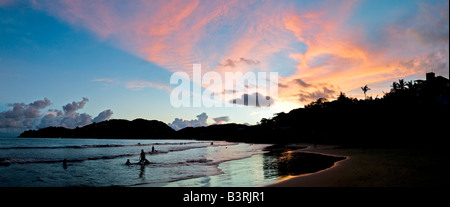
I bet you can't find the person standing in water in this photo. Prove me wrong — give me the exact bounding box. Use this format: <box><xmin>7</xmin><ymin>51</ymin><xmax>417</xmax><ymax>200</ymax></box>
<box><xmin>139</xmin><ymin>149</ymin><xmax>149</xmax><ymax>165</ymax></box>
<box><xmin>62</xmin><ymin>159</ymin><xmax>68</xmax><ymax>169</ymax></box>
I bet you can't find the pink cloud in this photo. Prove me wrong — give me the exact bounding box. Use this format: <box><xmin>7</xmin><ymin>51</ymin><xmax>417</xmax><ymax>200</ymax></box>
<box><xmin>278</xmin><ymin>0</ymin><xmax>448</xmax><ymax>106</ymax></box>
<box><xmin>30</xmin><ymin>0</ymin><xmax>448</xmax><ymax>108</ymax></box>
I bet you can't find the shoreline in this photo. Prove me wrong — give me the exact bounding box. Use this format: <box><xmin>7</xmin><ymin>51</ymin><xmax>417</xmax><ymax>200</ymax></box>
<box><xmin>266</xmin><ymin>145</ymin><xmax>349</xmax><ymax>187</ymax></box>
<box><xmin>268</xmin><ymin>144</ymin><xmax>449</xmax><ymax>187</ymax></box>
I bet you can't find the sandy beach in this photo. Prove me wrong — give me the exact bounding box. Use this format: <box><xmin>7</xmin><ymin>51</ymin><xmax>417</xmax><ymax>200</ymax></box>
<box><xmin>269</xmin><ymin>144</ymin><xmax>449</xmax><ymax>187</ymax></box>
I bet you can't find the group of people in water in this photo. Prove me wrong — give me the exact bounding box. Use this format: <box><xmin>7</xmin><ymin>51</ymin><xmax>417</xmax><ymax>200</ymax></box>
<box><xmin>125</xmin><ymin>145</ymin><xmax>156</xmax><ymax>166</ymax></box>
<box><xmin>62</xmin><ymin>145</ymin><xmax>157</xmax><ymax>168</ymax></box>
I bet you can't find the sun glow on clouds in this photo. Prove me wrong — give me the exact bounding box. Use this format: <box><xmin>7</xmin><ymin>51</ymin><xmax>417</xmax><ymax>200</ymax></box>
<box><xmin>281</xmin><ymin>0</ymin><xmax>449</xmax><ymax>104</ymax></box>
<box><xmin>30</xmin><ymin>0</ymin><xmax>449</xmax><ymax>109</ymax></box>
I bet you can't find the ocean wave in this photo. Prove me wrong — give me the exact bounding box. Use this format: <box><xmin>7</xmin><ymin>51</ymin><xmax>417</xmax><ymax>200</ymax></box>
<box><xmin>186</xmin><ymin>159</ymin><xmax>213</xmax><ymax>163</ymax></box>
<box><xmin>0</xmin><ymin>141</ymin><xmax>210</xmax><ymax>150</ymax></box>
<box><xmin>0</xmin><ymin>142</ymin><xmax>237</xmax><ymax>165</ymax></box>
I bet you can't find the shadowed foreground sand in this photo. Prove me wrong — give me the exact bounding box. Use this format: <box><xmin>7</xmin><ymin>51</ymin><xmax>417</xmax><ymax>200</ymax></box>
<box><xmin>269</xmin><ymin>145</ymin><xmax>449</xmax><ymax>187</ymax></box>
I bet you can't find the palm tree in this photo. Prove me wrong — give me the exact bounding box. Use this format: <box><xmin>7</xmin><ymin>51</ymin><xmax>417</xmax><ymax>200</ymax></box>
<box><xmin>361</xmin><ymin>85</ymin><xmax>370</xmax><ymax>99</ymax></box>
<box><xmin>398</xmin><ymin>79</ymin><xmax>405</xmax><ymax>90</ymax></box>
<box><xmin>391</xmin><ymin>81</ymin><xmax>398</xmax><ymax>92</ymax></box>
<box><xmin>406</xmin><ymin>80</ymin><xmax>414</xmax><ymax>90</ymax></box>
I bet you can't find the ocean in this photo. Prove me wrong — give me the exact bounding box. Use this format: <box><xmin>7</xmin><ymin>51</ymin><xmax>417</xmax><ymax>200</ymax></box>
<box><xmin>0</xmin><ymin>137</ymin><xmax>285</xmax><ymax>187</ymax></box>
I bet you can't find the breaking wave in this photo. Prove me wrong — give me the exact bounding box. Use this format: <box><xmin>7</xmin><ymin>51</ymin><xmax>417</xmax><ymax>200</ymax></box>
<box><xmin>0</xmin><ymin>141</ymin><xmax>237</xmax><ymax>165</ymax></box>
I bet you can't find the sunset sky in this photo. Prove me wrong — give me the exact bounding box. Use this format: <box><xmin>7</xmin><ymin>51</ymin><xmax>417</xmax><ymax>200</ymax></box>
<box><xmin>0</xmin><ymin>0</ymin><xmax>448</xmax><ymax>133</ymax></box>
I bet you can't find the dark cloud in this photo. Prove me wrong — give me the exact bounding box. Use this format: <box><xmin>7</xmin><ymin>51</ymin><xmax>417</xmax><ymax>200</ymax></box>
<box><xmin>29</xmin><ymin>98</ymin><xmax>52</xmax><ymax>108</ymax></box>
<box><xmin>222</xmin><ymin>89</ymin><xmax>238</xmax><ymax>95</ymax></box>
<box><xmin>212</xmin><ymin>116</ymin><xmax>230</xmax><ymax>124</ymax></box>
<box><xmin>0</xmin><ymin>98</ymin><xmax>51</xmax><ymax>129</ymax></box>
<box><xmin>168</xmin><ymin>112</ymin><xmax>209</xmax><ymax>131</ymax></box>
<box><xmin>295</xmin><ymin>79</ymin><xmax>311</xmax><ymax>88</ymax></box>
<box><xmin>230</xmin><ymin>92</ymin><xmax>274</xmax><ymax>107</ymax></box>
<box><xmin>38</xmin><ymin>114</ymin><xmax>61</xmax><ymax>129</ymax></box>
<box><xmin>239</xmin><ymin>57</ymin><xmax>260</xmax><ymax>65</ymax></box>
<box><xmin>92</xmin><ymin>109</ymin><xmax>114</xmax><ymax>123</ymax></box>
<box><xmin>60</xmin><ymin>112</ymin><xmax>92</xmax><ymax>129</ymax></box>
<box><xmin>219</xmin><ymin>57</ymin><xmax>260</xmax><ymax>67</ymax></box>
<box><xmin>3</xmin><ymin>98</ymin><xmax>51</xmax><ymax>120</ymax></box>
<box><xmin>278</xmin><ymin>83</ymin><xmax>289</xmax><ymax>88</ymax></box>
<box><xmin>196</xmin><ymin>112</ymin><xmax>208</xmax><ymax>124</ymax></box>
<box><xmin>298</xmin><ymin>86</ymin><xmax>336</xmax><ymax>103</ymax></box>
<box><xmin>278</xmin><ymin>79</ymin><xmax>339</xmax><ymax>103</ymax></box>
<box><xmin>63</xmin><ymin>97</ymin><xmax>89</xmax><ymax>115</ymax></box>
<box><xmin>278</xmin><ymin>79</ymin><xmax>311</xmax><ymax>89</ymax></box>
<box><xmin>220</xmin><ymin>59</ymin><xmax>237</xmax><ymax>67</ymax></box>
<box><xmin>0</xmin><ymin>98</ymin><xmax>113</xmax><ymax>133</ymax></box>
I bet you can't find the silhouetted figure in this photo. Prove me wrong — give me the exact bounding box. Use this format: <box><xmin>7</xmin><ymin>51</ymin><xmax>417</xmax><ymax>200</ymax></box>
<box><xmin>0</xmin><ymin>158</ymin><xmax>10</xmax><ymax>167</ymax></box>
<box><xmin>140</xmin><ymin>149</ymin><xmax>145</xmax><ymax>160</ymax></box>
<box><xmin>139</xmin><ymin>149</ymin><xmax>150</xmax><ymax>165</ymax></box>
<box><xmin>63</xmin><ymin>159</ymin><xmax>68</xmax><ymax>169</ymax></box>
<box><xmin>152</xmin><ymin>145</ymin><xmax>155</xmax><ymax>153</ymax></box>
<box><xmin>211</xmin><ymin>142</ymin><xmax>214</xmax><ymax>145</ymax></box>
<box><xmin>125</xmin><ymin>159</ymin><xmax>131</xmax><ymax>165</ymax></box>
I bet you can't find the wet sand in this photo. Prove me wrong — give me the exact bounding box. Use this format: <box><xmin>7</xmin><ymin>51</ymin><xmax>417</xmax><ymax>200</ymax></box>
<box><xmin>269</xmin><ymin>144</ymin><xmax>449</xmax><ymax>187</ymax></box>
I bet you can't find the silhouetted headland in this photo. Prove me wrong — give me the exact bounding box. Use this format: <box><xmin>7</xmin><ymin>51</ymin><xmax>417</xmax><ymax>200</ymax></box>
<box><xmin>19</xmin><ymin>119</ymin><xmax>176</xmax><ymax>139</ymax></box>
<box><xmin>19</xmin><ymin>72</ymin><xmax>449</xmax><ymax>147</ymax></box>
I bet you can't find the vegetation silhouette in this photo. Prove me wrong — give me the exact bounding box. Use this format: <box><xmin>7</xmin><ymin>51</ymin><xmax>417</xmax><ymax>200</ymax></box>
<box><xmin>19</xmin><ymin>72</ymin><xmax>449</xmax><ymax>148</ymax></box>
<box><xmin>361</xmin><ymin>85</ymin><xmax>370</xmax><ymax>99</ymax></box>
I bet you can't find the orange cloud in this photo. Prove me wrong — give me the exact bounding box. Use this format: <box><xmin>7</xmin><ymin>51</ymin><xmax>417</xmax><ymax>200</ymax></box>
<box><xmin>31</xmin><ymin>0</ymin><xmax>448</xmax><ymax>109</ymax></box>
<box><xmin>277</xmin><ymin>0</ymin><xmax>448</xmax><ymax>107</ymax></box>
<box><xmin>33</xmin><ymin>0</ymin><xmax>243</xmax><ymax>73</ymax></box>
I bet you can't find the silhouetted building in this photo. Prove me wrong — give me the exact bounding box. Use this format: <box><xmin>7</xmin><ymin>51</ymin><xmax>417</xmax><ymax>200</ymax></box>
<box><xmin>426</xmin><ymin>72</ymin><xmax>436</xmax><ymax>81</ymax></box>
<box><xmin>416</xmin><ymin>72</ymin><xmax>450</xmax><ymax>105</ymax></box>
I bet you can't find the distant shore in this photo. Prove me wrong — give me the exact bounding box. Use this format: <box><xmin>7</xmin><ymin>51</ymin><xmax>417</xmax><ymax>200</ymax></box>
<box><xmin>269</xmin><ymin>144</ymin><xmax>449</xmax><ymax>187</ymax></box>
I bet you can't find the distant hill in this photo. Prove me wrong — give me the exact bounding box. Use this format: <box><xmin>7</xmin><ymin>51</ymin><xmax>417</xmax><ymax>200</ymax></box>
<box><xmin>19</xmin><ymin>119</ymin><xmax>176</xmax><ymax>139</ymax></box>
<box><xmin>177</xmin><ymin>123</ymin><xmax>252</xmax><ymax>141</ymax></box>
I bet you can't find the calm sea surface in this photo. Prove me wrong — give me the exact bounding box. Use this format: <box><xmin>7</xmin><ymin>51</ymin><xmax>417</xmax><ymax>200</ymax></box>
<box><xmin>0</xmin><ymin>137</ymin><xmax>287</xmax><ymax>187</ymax></box>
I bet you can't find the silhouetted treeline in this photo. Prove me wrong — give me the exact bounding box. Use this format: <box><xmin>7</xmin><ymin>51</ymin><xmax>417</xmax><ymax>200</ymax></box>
<box><xmin>241</xmin><ymin>73</ymin><xmax>449</xmax><ymax>146</ymax></box>
<box><xmin>20</xmin><ymin>73</ymin><xmax>449</xmax><ymax>147</ymax></box>
<box><xmin>179</xmin><ymin>73</ymin><xmax>449</xmax><ymax>146</ymax></box>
